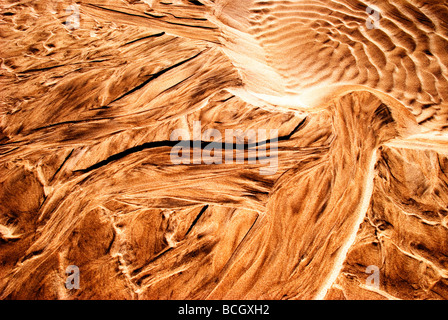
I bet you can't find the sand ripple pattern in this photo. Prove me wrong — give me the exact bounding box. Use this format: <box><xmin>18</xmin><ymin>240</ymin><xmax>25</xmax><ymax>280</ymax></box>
<box><xmin>214</xmin><ymin>0</ymin><xmax>448</xmax><ymax>131</ymax></box>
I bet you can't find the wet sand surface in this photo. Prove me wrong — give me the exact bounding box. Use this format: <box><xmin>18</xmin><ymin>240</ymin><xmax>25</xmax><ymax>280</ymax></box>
<box><xmin>1</xmin><ymin>0</ymin><xmax>448</xmax><ymax>299</ymax></box>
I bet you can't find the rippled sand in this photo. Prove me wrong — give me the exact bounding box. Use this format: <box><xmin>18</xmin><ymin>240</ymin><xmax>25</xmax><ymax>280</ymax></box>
<box><xmin>1</xmin><ymin>0</ymin><xmax>448</xmax><ymax>299</ymax></box>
